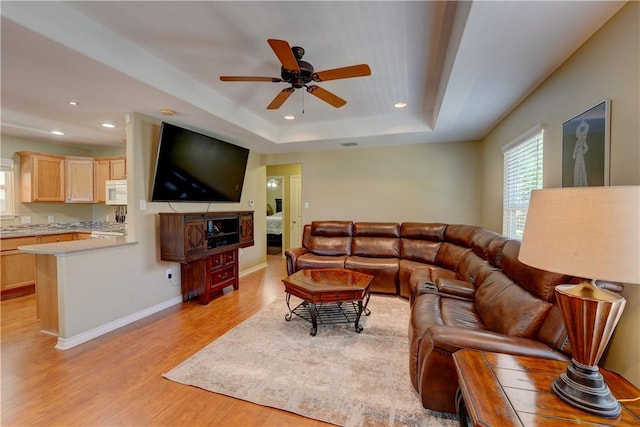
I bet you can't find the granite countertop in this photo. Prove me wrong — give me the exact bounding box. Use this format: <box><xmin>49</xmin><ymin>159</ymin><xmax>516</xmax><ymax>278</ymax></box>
<box><xmin>17</xmin><ymin>236</ymin><xmax>136</xmax><ymax>255</ymax></box>
<box><xmin>0</xmin><ymin>221</ymin><xmax>126</xmax><ymax>239</ymax></box>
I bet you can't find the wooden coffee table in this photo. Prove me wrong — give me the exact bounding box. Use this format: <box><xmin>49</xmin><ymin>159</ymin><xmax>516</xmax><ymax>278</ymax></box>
<box><xmin>282</xmin><ymin>268</ymin><xmax>373</xmax><ymax>336</ymax></box>
<box><xmin>453</xmin><ymin>349</ymin><xmax>640</xmax><ymax>426</ymax></box>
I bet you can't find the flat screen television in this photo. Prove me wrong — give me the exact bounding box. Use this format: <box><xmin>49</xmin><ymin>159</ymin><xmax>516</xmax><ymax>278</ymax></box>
<box><xmin>150</xmin><ymin>122</ymin><xmax>250</xmax><ymax>203</ymax></box>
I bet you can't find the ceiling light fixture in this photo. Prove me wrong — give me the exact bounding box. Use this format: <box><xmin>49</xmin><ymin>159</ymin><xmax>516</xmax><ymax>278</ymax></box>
<box><xmin>50</xmin><ymin>130</ymin><xmax>65</xmax><ymax>136</ymax></box>
<box><xmin>160</xmin><ymin>109</ymin><xmax>175</xmax><ymax>116</ymax></box>
<box><xmin>68</xmin><ymin>101</ymin><xmax>79</xmax><ymax>106</ymax></box>
<box><xmin>101</xmin><ymin>123</ymin><xmax>116</xmax><ymax>129</ymax></box>
<box><xmin>284</xmin><ymin>115</ymin><xmax>295</xmax><ymax>120</ymax></box>
<box><xmin>394</xmin><ymin>102</ymin><xmax>407</xmax><ymax>109</ymax></box>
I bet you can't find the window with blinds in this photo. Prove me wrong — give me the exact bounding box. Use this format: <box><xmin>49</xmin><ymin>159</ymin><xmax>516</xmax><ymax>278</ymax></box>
<box><xmin>502</xmin><ymin>126</ymin><xmax>543</xmax><ymax>239</ymax></box>
<box><xmin>0</xmin><ymin>159</ymin><xmax>16</xmax><ymax>216</ymax></box>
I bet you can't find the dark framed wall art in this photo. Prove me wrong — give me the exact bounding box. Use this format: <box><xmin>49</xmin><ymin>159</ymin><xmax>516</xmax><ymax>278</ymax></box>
<box><xmin>562</xmin><ymin>99</ymin><xmax>610</xmax><ymax>187</ymax></box>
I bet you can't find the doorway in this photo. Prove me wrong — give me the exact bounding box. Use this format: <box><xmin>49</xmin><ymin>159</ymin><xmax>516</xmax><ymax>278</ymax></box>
<box><xmin>266</xmin><ymin>164</ymin><xmax>302</xmax><ymax>259</ymax></box>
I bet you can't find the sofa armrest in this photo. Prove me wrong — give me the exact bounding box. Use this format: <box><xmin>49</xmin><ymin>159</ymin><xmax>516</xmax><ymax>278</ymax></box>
<box><xmin>284</xmin><ymin>247</ymin><xmax>309</xmax><ymax>275</ymax></box>
<box><xmin>435</xmin><ymin>277</ymin><xmax>475</xmax><ymax>300</ymax></box>
<box><xmin>423</xmin><ymin>325</ymin><xmax>569</xmax><ymax>361</ymax></box>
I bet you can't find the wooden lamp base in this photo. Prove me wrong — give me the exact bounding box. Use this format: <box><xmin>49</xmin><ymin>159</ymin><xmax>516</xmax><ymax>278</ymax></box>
<box><xmin>552</xmin><ymin>358</ymin><xmax>621</xmax><ymax>418</ymax></box>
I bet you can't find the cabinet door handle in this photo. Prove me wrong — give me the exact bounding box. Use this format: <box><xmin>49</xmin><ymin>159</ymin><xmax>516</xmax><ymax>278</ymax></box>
<box><xmin>218</xmin><ymin>272</ymin><xmax>229</xmax><ymax>280</ymax></box>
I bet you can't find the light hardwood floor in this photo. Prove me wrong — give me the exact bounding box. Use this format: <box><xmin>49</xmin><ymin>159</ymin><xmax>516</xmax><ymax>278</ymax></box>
<box><xmin>1</xmin><ymin>254</ymin><xmax>331</xmax><ymax>427</ymax></box>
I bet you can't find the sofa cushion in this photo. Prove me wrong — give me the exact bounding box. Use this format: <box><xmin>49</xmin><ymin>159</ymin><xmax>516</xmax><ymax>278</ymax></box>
<box><xmin>400</xmin><ymin>239</ymin><xmax>441</xmax><ymax>264</ymax></box>
<box><xmin>352</xmin><ymin>237</ymin><xmax>400</xmax><ymax>258</ymax></box>
<box><xmin>500</xmin><ymin>240</ymin><xmax>571</xmax><ymax>302</ymax></box>
<box><xmin>311</xmin><ymin>221</ymin><xmax>353</xmax><ymax>237</ymax></box>
<box><xmin>470</xmin><ymin>228</ymin><xmax>508</xmax><ymax>266</ymax></box>
<box><xmin>440</xmin><ymin>298</ymin><xmax>484</xmax><ymax>329</ymax></box>
<box><xmin>353</xmin><ymin>222</ymin><xmax>400</xmax><ymax>237</ymax></box>
<box><xmin>295</xmin><ymin>253</ymin><xmax>347</xmax><ymax>270</ymax></box>
<box><xmin>536</xmin><ymin>305</ymin><xmax>571</xmax><ymax>355</ymax></box>
<box><xmin>344</xmin><ymin>256</ymin><xmax>399</xmax><ymax>294</ymax></box>
<box><xmin>308</xmin><ymin>236</ymin><xmax>351</xmax><ymax>256</ymax></box>
<box><xmin>456</xmin><ymin>251</ymin><xmax>487</xmax><ymax>284</ymax></box>
<box><xmin>400</xmin><ymin>222</ymin><xmax>447</xmax><ymax>240</ymax></box>
<box><xmin>443</xmin><ymin>224</ymin><xmax>482</xmax><ymax>247</ymax></box>
<box><xmin>435</xmin><ymin>242</ymin><xmax>470</xmax><ymax>271</ymax></box>
<box><xmin>475</xmin><ymin>271</ymin><xmax>552</xmax><ymax>338</ymax></box>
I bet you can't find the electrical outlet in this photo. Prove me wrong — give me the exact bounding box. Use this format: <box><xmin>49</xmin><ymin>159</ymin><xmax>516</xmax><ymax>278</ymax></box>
<box><xmin>166</xmin><ymin>269</ymin><xmax>172</xmax><ymax>280</ymax></box>
<box><xmin>20</xmin><ymin>216</ymin><xmax>31</xmax><ymax>224</ymax></box>
<box><xmin>48</xmin><ymin>215</ymin><xmax>55</xmax><ymax>223</ymax></box>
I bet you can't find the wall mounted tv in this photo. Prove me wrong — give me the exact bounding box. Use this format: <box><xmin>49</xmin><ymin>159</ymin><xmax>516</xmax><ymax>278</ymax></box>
<box><xmin>150</xmin><ymin>122</ymin><xmax>250</xmax><ymax>203</ymax></box>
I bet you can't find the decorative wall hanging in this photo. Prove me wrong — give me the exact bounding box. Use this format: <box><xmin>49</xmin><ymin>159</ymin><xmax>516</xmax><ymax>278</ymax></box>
<box><xmin>562</xmin><ymin>99</ymin><xmax>610</xmax><ymax>187</ymax></box>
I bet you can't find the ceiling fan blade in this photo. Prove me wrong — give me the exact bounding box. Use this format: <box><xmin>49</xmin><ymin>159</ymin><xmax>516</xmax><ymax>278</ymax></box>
<box><xmin>306</xmin><ymin>85</ymin><xmax>347</xmax><ymax>108</ymax></box>
<box><xmin>267</xmin><ymin>39</ymin><xmax>300</xmax><ymax>72</ymax></box>
<box><xmin>312</xmin><ymin>64</ymin><xmax>371</xmax><ymax>82</ymax></box>
<box><xmin>220</xmin><ymin>76</ymin><xmax>282</xmax><ymax>82</ymax></box>
<box><xmin>267</xmin><ymin>87</ymin><xmax>295</xmax><ymax>110</ymax></box>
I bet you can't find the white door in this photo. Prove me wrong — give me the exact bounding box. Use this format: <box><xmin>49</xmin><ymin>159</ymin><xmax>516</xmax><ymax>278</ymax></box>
<box><xmin>289</xmin><ymin>175</ymin><xmax>302</xmax><ymax>248</ymax></box>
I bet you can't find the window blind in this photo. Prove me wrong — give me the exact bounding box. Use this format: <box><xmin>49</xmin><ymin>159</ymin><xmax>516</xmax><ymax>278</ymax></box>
<box><xmin>502</xmin><ymin>127</ymin><xmax>543</xmax><ymax>239</ymax></box>
<box><xmin>0</xmin><ymin>158</ymin><xmax>15</xmax><ymax>215</ymax></box>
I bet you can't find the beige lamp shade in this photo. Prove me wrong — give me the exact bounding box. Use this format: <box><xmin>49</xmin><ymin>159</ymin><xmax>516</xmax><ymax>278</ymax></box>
<box><xmin>518</xmin><ymin>186</ymin><xmax>640</xmax><ymax>284</ymax></box>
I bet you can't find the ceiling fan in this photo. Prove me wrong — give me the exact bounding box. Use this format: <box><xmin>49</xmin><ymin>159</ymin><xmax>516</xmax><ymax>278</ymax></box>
<box><xmin>220</xmin><ymin>39</ymin><xmax>371</xmax><ymax>110</ymax></box>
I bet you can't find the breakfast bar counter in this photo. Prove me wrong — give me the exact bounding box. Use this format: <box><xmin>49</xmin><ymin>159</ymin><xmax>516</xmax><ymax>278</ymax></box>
<box><xmin>18</xmin><ymin>237</ymin><xmax>137</xmax><ymax>336</ymax></box>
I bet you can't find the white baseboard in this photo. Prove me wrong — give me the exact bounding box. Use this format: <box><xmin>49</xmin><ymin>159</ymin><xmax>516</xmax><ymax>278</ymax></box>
<box><xmin>239</xmin><ymin>262</ymin><xmax>268</xmax><ymax>277</ymax></box>
<box><xmin>55</xmin><ymin>262</ymin><xmax>269</xmax><ymax>350</ymax></box>
<box><xmin>55</xmin><ymin>296</ymin><xmax>183</xmax><ymax>350</ymax></box>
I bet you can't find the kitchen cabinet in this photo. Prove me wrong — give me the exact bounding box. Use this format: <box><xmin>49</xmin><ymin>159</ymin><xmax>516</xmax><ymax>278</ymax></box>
<box><xmin>94</xmin><ymin>156</ymin><xmax>126</xmax><ymax>203</ymax></box>
<box><xmin>65</xmin><ymin>157</ymin><xmax>94</xmax><ymax>203</ymax></box>
<box><xmin>17</xmin><ymin>152</ymin><xmax>65</xmax><ymax>202</ymax></box>
<box><xmin>1</xmin><ymin>236</ymin><xmax>37</xmax><ymax>299</ymax></box>
<box><xmin>1</xmin><ymin>232</ymin><xmax>88</xmax><ymax>299</ymax></box>
<box><xmin>109</xmin><ymin>157</ymin><xmax>126</xmax><ymax>179</ymax></box>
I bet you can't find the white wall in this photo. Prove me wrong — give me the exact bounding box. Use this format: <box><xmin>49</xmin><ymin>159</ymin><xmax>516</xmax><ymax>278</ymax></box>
<box><xmin>263</xmin><ymin>140</ymin><xmax>483</xmax><ymax>226</ymax></box>
<box><xmin>481</xmin><ymin>2</ymin><xmax>639</xmax><ymax>385</ymax></box>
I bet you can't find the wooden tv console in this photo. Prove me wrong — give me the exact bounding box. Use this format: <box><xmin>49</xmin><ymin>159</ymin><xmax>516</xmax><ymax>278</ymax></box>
<box><xmin>159</xmin><ymin>211</ymin><xmax>254</xmax><ymax>304</ymax></box>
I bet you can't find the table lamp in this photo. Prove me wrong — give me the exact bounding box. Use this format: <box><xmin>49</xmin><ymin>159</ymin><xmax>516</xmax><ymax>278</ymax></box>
<box><xmin>518</xmin><ymin>186</ymin><xmax>640</xmax><ymax>418</ymax></box>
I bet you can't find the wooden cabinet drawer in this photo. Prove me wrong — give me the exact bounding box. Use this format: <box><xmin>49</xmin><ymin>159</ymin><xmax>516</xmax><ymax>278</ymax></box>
<box><xmin>39</xmin><ymin>233</ymin><xmax>74</xmax><ymax>243</ymax></box>
<box><xmin>209</xmin><ymin>265</ymin><xmax>236</xmax><ymax>286</ymax></box>
<box><xmin>208</xmin><ymin>250</ymin><xmax>236</xmax><ymax>269</ymax></box>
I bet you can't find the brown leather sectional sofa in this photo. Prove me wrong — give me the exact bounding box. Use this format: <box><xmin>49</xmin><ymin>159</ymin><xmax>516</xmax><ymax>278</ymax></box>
<box><xmin>284</xmin><ymin>221</ymin><xmax>623</xmax><ymax>413</ymax></box>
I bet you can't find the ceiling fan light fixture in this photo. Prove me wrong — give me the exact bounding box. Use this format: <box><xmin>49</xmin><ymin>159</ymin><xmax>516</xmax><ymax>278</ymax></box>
<box><xmin>284</xmin><ymin>115</ymin><xmax>295</xmax><ymax>120</ymax></box>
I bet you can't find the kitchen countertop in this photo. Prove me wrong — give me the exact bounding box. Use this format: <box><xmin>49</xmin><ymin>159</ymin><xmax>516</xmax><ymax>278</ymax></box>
<box><xmin>18</xmin><ymin>237</ymin><xmax>136</xmax><ymax>255</ymax></box>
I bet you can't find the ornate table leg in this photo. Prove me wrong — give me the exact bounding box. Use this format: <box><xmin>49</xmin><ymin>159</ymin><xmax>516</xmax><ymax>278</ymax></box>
<box><xmin>354</xmin><ymin>300</ymin><xmax>365</xmax><ymax>333</ymax></box>
<box><xmin>284</xmin><ymin>293</ymin><xmax>294</xmax><ymax>321</ymax></box>
<box><xmin>309</xmin><ymin>302</ymin><xmax>318</xmax><ymax>336</ymax></box>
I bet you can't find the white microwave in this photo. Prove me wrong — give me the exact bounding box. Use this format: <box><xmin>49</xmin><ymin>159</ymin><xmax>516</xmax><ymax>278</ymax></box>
<box><xmin>106</xmin><ymin>180</ymin><xmax>127</xmax><ymax>205</ymax></box>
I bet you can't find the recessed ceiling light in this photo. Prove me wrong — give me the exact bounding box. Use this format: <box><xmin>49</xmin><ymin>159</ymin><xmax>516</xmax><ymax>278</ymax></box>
<box><xmin>50</xmin><ymin>130</ymin><xmax>65</xmax><ymax>136</ymax></box>
<box><xmin>284</xmin><ymin>115</ymin><xmax>295</xmax><ymax>120</ymax></box>
<box><xmin>68</xmin><ymin>101</ymin><xmax>79</xmax><ymax>106</ymax></box>
<box><xmin>394</xmin><ymin>102</ymin><xmax>407</xmax><ymax>109</ymax></box>
<box><xmin>101</xmin><ymin>123</ymin><xmax>116</xmax><ymax>128</ymax></box>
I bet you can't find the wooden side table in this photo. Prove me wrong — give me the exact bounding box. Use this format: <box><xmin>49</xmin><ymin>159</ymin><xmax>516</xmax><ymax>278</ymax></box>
<box><xmin>453</xmin><ymin>350</ymin><xmax>640</xmax><ymax>426</ymax></box>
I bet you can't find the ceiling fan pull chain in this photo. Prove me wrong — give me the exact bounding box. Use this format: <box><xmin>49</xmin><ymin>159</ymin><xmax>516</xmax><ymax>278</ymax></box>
<box><xmin>302</xmin><ymin>89</ymin><xmax>305</xmax><ymax>114</ymax></box>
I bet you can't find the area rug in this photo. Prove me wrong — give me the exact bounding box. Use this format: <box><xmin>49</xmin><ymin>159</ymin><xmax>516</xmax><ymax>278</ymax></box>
<box><xmin>163</xmin><ymin>295</ymin><xmax>458</xmax><ymax>427</ymax></box>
